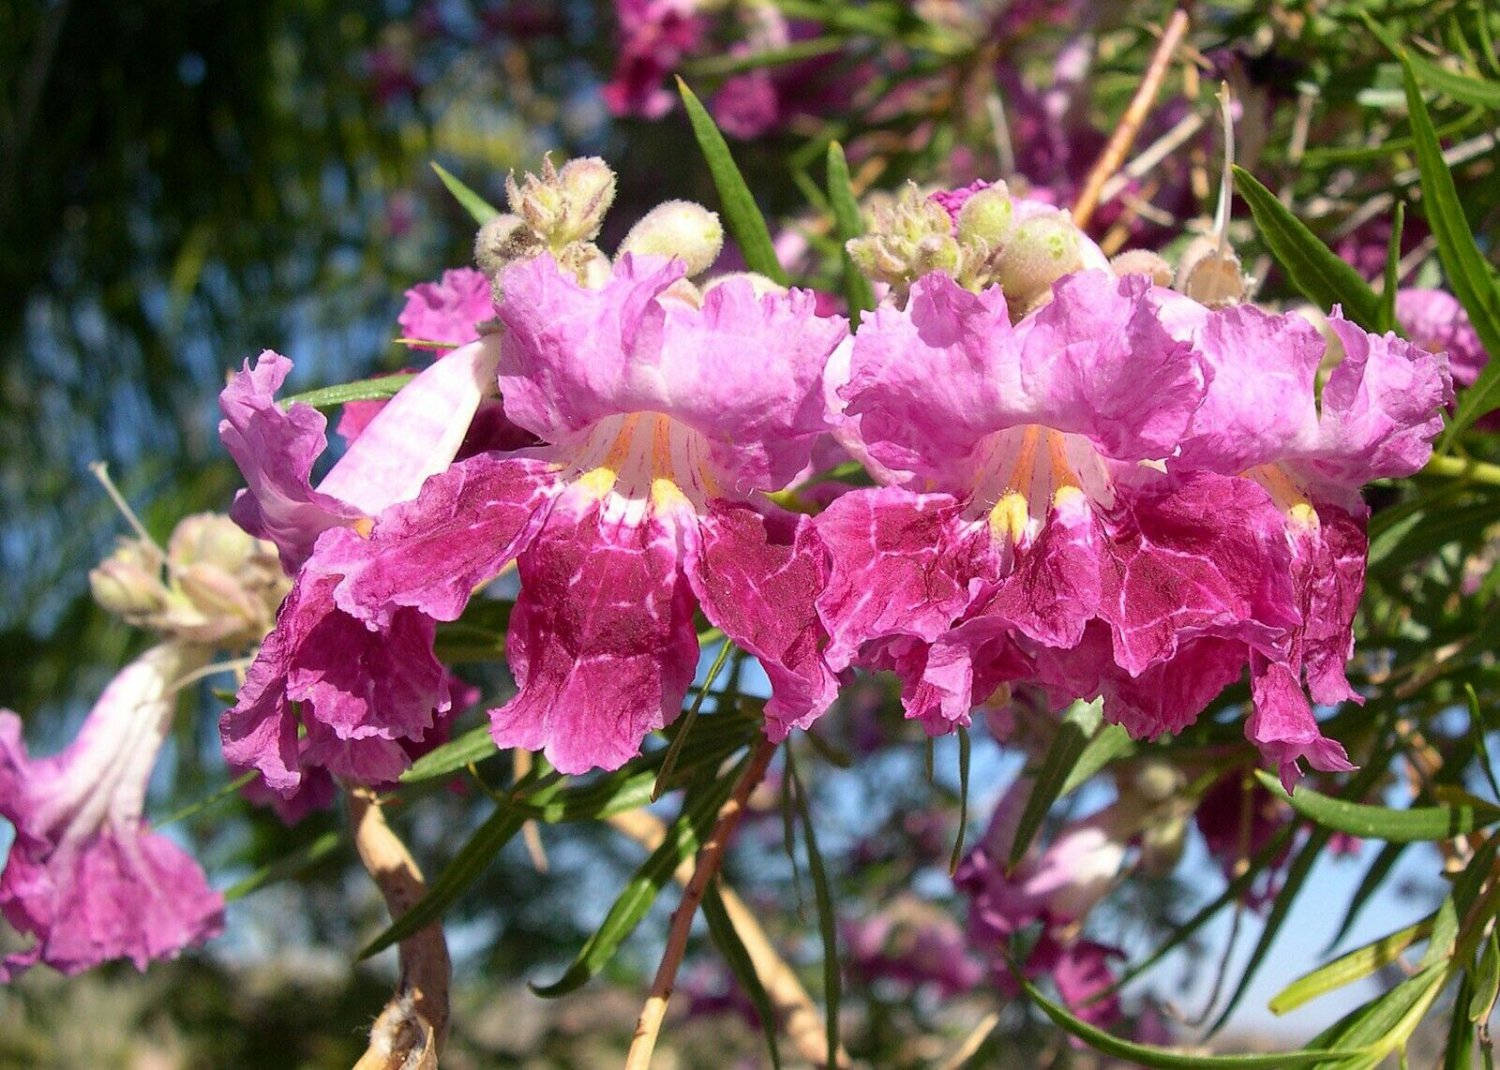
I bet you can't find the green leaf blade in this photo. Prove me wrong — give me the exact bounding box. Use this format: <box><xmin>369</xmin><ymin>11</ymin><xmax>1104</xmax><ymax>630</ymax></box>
<box><xmin>431</xmin><ymin>161</ymin><xmax>500</xmax><ymax>225</ymax></box>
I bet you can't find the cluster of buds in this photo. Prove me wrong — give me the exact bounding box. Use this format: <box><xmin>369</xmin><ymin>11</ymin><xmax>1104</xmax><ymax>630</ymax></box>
<box><xmin>89</xmin><ymin>513</ymin><xmax>288</xmax><ymax>650</ymax></box>
<box><xmin>848</xmin><ymin>181</ymin><xmax>1110</xmax><ymax>318</ymax></box>
<box><xmin>474</xmin><ymin>156</ymin><xmax>729</xmax><ymax>302</ymax></box>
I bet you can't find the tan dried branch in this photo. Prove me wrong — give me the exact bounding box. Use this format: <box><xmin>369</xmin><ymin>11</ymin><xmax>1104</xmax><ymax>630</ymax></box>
<box><xmin>348</xmin><ymin>788</ymin><xmax>452</xmax><ymax>1070</ymax></box>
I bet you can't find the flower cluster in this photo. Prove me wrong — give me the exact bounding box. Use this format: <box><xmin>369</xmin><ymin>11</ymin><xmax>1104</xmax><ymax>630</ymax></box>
<box><xmin>220</xmin><ymin>161</ymin><xmax>1449</xmax><ymax>805</ymax></box>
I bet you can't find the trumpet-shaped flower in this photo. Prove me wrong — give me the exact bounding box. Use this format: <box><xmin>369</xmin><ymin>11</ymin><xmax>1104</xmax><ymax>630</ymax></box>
<box><xmin>817</xmin><ymin>268</ymin><xmax>1300</xmax><ymax>738</ymax></box>
<box><xmin>0</xmin><ymin>644</ymin><xmax>223</xmax><ymax>980</ymax></box>
<box><xmin>1152</xmin><ymin>298</ymin><xmax>1451</xmax><ymax>787</ymax></box>
<box><xmin>320</xmin><ymin>253</ymin><xmax>847</xmax><ymax>773</ymax></box>
<box><xmin>218</xmin><ymin>335</ymin><xmax>502</xmax><ymax>793</ymax></box>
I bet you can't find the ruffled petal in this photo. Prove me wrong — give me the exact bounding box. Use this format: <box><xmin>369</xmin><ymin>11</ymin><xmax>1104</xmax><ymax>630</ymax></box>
<box><xmin>218</xmin><ymin>351</ymin><xmax>361</xmax><ymax>571</ymax></box>
<box><xmin>686</xmin><ymin>501</ymin><xmax>837</xmax><ymax>739</ymax></box>
<box><xmin>490</xmin><ymin>494</ymin><xmax>699</xmax><ymax>774</ymax></box>
<box><xmin>813</xmin><ymin>488</ymin><xmax>993</xmax><ymax>672</ymax></box>
<box><xmin>328</xmin><ymin>453</ymin><xmax>556</xmax><ymax>629</ymax></box>
<box><xmin>1099</xmin><ymin>473</ymin><xmax>1298</xmax><ymax>675</ymax></box>
<box><xmin>1304</xmin><ymin>313</ymin><xmax>1452</xmax><ymax>487</ymax></box>
<box><xmin>1248</xmin><ymin>656</ymin><xmax>1355</xmax><ymax>793</ymax></box>
<box><xmin>397</xmin><ymin>267</ymin><xmax>493</xmax><ymax>349</ymax></box>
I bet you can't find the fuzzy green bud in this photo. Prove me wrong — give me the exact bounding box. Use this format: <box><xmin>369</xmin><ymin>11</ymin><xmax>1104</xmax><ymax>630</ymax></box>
<box><xmin>846</xmin><ymin>183</ymin><xmax>960</xmax><ymax>295</ymax></box>
<box><xmin>474</xmin><ymin>212</ymin><xmax>541</xmax><ymax>276</ymax></box>
<box><xmin>996</xmin><ymin>211</ymin><xmax>1087</xmax><ymax>315</ymax></box>
<box><xmin>89</xmin><ymin>541</ymin><xmax>169</xmax><ymax>620</ymax></box>
<box><xmin>505</xmin><ymin>155</ymin><xmax>617</xmax><ymax>249</ymax></box>
<box><xmin>955</xmin><ymin>184</ymin><xmax>1014</xmax><ymax>248</ymax></box>
<box><xmin>617</xmin><ymin>200</ymin><xmax>725</xmax><ymax>276</ymax></box>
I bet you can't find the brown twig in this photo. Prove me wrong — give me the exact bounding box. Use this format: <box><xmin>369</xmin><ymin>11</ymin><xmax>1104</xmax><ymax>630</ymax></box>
<box><xmin>608</xmin><ymin>808</ymin><xmax>851</xmax><ymax>1068</ymax></box>
<box><xmin>348</xmin><ymin>789</ymin><xmax>452</xmax><ymax>1070</ymax></box>
<box><xmin>623</xmin><ymin>738</ymin><xmax>780</xmax><ymax>1069</ymax></box>
<box><xmin>1071</xmin><ymin>9</ymin><xmax>1191</xmax><ymax>230</ymax></box>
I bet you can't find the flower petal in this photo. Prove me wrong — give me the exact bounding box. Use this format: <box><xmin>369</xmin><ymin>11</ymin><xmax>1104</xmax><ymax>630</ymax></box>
<box><xmin>490</xmin><ymin>496</ymin><xmax>699</xmax><ymax>774</ymax></box>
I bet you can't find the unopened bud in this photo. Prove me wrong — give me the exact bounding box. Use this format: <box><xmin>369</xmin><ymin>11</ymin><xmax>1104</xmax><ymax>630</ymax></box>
<box><xmin>557</xmin><ymin>241</ymin><xmax>612</xmax><ymax>288</ymax></box>
<box><xmin>1138</xmin><ymin>816</ymin><xmax>1187</xmax><ymax>877</ymax></box>
<box><xmin>617</xmin><ymin>200</ymin><xmax>725</xmax><ymax>276</ymax></box>
<box><xmin>846</xmin><ymin>183</ymin><xmax>959</xmax><ymax>294</ymax></box>
<box><xmin>506</xmin><ymin>155</ymin><xmax>617</xmax><ymax>248</ymax></box>
<box><xmin>1110</xmin><ymin>249</ymin><xmax>1174</xmax><ymax>287</ymax></box>
<box><xmin>996</xmin><ymin>211</ymin><xmax>1088</xmax><ymax>314</ymax></box>
<box><xmin>955</xmin><ymin>184</ymin><xmax>1014</xmax><ymax>248</ymax></box>
<box><xmin>474</xmin><ymin>212</ymin><xmax>541</xmax><ymax>275</ymax></box>
<box><xmin>702</xmin><ymin>272</ymin><xmax>788</xmax><ymax>299</ymax></box>
<box><xmin>89</xmin><ymin>541</ymin><xmax>168</xmax><ymax>620</ymax></box>
<box><xmin>1131</xmin><ymin>759</ymin><xmax>1185</xmax><ymax>804</ymax></box>
<box><xmin>167</xmin><ymin>513</ymin><xmax>262</xmax><ymax>575</ymax></box>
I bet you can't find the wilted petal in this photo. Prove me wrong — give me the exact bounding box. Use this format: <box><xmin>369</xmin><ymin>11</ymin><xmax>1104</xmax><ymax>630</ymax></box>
<box><xmin>490</xmin><ymin>494</ymin><xmax>699</xmax><ymax>773</ymax></box>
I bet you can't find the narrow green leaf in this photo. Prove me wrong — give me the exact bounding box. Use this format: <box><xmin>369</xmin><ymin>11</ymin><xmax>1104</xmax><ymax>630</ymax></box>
<box><xmin>1009</xmin><ymin>702</ymin><xmax>1098</xmax><ymax>869</ymax></box>
<box><xmin>1016</xmin><ymin>974</ymin><xmax>1356</xmax><ymax>1068</ymax></box>
<box><xmin>224</xmin><ymin>830</ymin><xmax>342</xmax><ymax>902</ymax></box>
<box><xmin>430</xmin><ymin>161</ymin><xmax>500</xmax><ymax>224</ymax></box>
<box><xmin>702</xmin><ymin>883</ymin><xmax>783</xmax><ymax>1069</ymax></box>
<box><xmin>400</xmin><ymin>724</ymin><xmax>499</xmax><ymax>783</ymax></box>
<box><xmin>1466</xmin><ymin>684</ymin><xmax>1500</xmax><ymax>799</ymax></box>
<box><xmin>1445</xmin><ymin>970</ymin><xmax>1477</xmax><ymax>1070</ymax></box>
<box><xmin>529</xmin><ymin>758</ymin><xmax>745</xmax><ymax>997</ymax></box>
<box><xmin>825</xmin><ymin>141</ymin><xmax>876</xmax><ymax>326</ymax></box>
<box><xmin>676</xmin><ymin>79</ymin><xmax>788</xmax><ymax>285</ymax></box>
<box><xmin>1363</xmin><ymin>15</ymin><xmax>1500</xmax><ymax>107</ymax></box>
<box><xmin>786</xmin><ymin>746</ymin><xmax>840</xmax><ymax>1069</ymax></box>
<box><xmin>1378</xmin><ymin>202</ymin><xmax>1405</xmax><ymax>334</ymax></box>
<box><xmin>949</xmin><ymin>726</ymin><xmax>971</xmax><ymax>876</ymax></box>
<box><xmin>280</xmin><ymin>373</ymin><xmax>414</xmax><ymax>410</ymax></box>
<box><xmin>1469</xmin><ymin>930</ymin><xmax>1500</xmax><ymax>1022</ymax></box>
<box><xmin>1233</xmin><ymin>167</ymin><xmax>1383</xmax><ymax>330</ymax></box>
<box><xmin>1270</xmin><ymin>918</ymin><xmax>1433</xmax><ymax>1015</ymax></box>
<box><xmin>1060</xmin><ymin>722</ymin><xmax>1135</xmax><ymax>797</ymax></box>
<box><xmin>1305</xmin><ymin>963</ymin><xmax>1446</xmax><ymax>1059</ymax></box>
<box><xmin>1255</xmin><ymin>769</ymin><xmax>1500</xmax><ymax>842</ymax></box>
<box><xmin>1397</xmin><ymin>54</ymin><xmax>1500</xmax><ymax>440</ymax></box>
<box><xmin>154</xmin><ymin>770</ymin><xmax>258</xmax><ymax>827</ymax></box>
<box><xmin>655</xmin><ymin>640</ymin><xmax>735</xmax><ymax>800</ymax></box>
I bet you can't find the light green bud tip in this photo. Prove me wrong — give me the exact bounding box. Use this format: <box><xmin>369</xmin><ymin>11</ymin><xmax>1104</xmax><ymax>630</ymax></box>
<box><xmin>956</xmin><ymin>185</ymin><xmax>1014</xmax><ymax>248</ymax></box>
<box><xmin>996</xmin><ymin>212</ymin><xmax>1084</xmax><ymax>309</ymax></box>
<box><xmin>506</xmin><ymin>155</ymin><xmax>618</xmax><ymax>248</ymax></box>
<box><xmin>846</xmin><ymin>184</ymin><xmax>960</xmax><ymax>289</ymax></box>
<box><xmin>617</xmin><ymin>200</ymin><xmax>725</xmax><ymax>277</ymax></box>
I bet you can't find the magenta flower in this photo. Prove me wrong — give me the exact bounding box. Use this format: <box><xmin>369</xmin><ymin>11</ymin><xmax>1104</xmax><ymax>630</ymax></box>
<box><xmin>816</xmin><ymin>267</ymin><xmax>1295</xmax><ymax>738</ymax></box>
<box><xmin>1396</xmin><ymin>288</ymin><xmax>1488</xmax><ymax>393</ymax></box>
<box><xmin>218</xmin><ymin>336</ymin><xmax>502</xmax><ymax>793</ymax></box>
<box><xmin>602</xmin><ymin>0</ymin><xmax>704</xmax><ymax>119</ymax></box>
<box><xmin>397</xmin><ymin>266</ymin><xmax>494</xmax><ymax>350</ymax></box>
<box><xmin>1156</xmin><ymin>299</ymin><xmax>1452</xmax><ymax>787</ymax></box>
<box><xmin>319</xmin><ymin>253</ymin><xmax>847</xmax><ymax>773</ymax></box>
<box><xmin>0</xmin><ymin>644</ymin><xmax>223</xmax><ymax>980</ymax></box>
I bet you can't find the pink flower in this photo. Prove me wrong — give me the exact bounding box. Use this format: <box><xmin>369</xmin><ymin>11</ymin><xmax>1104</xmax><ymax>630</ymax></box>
<box><xmin>0</xmin><ymin>644</ymin><xmax>223</xmax><ymax>980</ymax></box>
<box><xmin>312</xmin><ymin>254</ymin><xmax>848</xmax><ymax>773</ymax></box>
<box><xmin>1155</xmin><ymin>298</ymin><xmax>1452</xmax><ymax>787</ymax></box>
<box><xmin>1396</xmin><ymin>288</ymin><xmax>1488</xmax><ymax>392</ymax></box>
<box><xmin>217</xmin><ymin>335</ymin><xmax>503</xmax><ymax>793</ymax></box>
<box><xmin>816</xmin><ymin>267</ymin><xmax>1286</xmax><ymax>738</ymax></box>
<box><xmin>397</xmin><ymin>267</ymin><xmax>494</xmax><ymax>350</ymax></box>
<box><xmin>602</xmin><ymin>0</ymin><xmax>704</xmax><ymax>119</ymax></box>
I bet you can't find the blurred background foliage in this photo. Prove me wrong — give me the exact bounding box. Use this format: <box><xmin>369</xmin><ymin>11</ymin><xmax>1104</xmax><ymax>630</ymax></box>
<box><xmin>1</xmin><ymin>0</ymin><xmax>1498</xmax><ymax>1066</ymax></box>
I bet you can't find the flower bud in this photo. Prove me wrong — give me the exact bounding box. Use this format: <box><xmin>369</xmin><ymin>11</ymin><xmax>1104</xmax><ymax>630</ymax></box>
<box><xmin>1109</xmin><ymin>249</ymin><xmax>1174</xmax><ymax>287</ymax></box>
<box><xmin>557</xmin><ymin>241</ymin><xmax>613</xmax><ymax>288</ymax></box>
<box><xmin>846</xmin><ymin>183</ymin><xmax>960</xmax><ymax>294</ymax></box>
<box><xmin>89</xmin><ymin>541</ymin><xmax>169</xmax><ymax>621</ymax></box>
<box><xmin>617</xmin><ymin>200</ymin><xmax>725</xmax><ymax>276</ymax></box>
<box><xmin>505</xmin><ymin>155</ymin><xmax>617</xmax><ymax>248</ymax></box>
<box><xmin>702</xmin><ymin>271</ymin><xmax>788</xmax><ymax>299</ymax></box>
<box><xmin>1129</xmin><ymin>759</ymin><xmax>1185</xmax><ymax>804</ymax></box>
<box><xmin>474</xmin><ymin>212</ymin><xmax>541</xmax><ymax>275</ymax></box>
<box><xmin>167</xmin><ymin>513</ymin><xmax>261</xmax><ymax>576</ymax></box>
<box><xmin>955</xmin><ymin>184</ymin><xmax>1014</xmax><ymax>248</ymax></box>
<box><xmin>1138</xmin><ymin>815</ymin><xmax>1187</xmax><ymax>878</ymax></box>
<box><xmin>996</xmin><ymin>211</ymin><xmax>1088</xmax><ymax>315</ymax></box>
<box><xmin>173</xmin><ymin>564</ymin><xmax>263</xmax><ymax>645</ymax></box>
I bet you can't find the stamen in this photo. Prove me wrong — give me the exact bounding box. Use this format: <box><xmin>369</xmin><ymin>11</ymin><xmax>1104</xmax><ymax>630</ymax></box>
<box><xmin>89</xmin><ymin>462</ymin><xmax>168</xmax><ymax>559</ymax></box>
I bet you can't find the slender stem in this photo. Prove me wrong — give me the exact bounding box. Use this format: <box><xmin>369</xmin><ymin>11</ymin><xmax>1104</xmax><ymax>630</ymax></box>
<box><xmin>1071</xmin><ymin>9</ymin><xmax>1191</xmax><ymax>230</ymax></box>
<box><xmin>608</xmin><ymin>808</ymin><xmax>851</xmax><ymax>1068</ymax></box>
<box><xmin>623</xmin><ymin>738</ymin><xmax>780</xmax><ymax>1070</ymax></box>
<box><xmin>348</xmin><ymin>789</ymin><xmax>452</xmax><ymax>1070</ymax></box>
<box><xmin>1422</xmin><ymin>452</ymin><xmax>1500</xmax><ymax>486</ymax></box>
